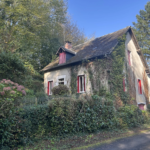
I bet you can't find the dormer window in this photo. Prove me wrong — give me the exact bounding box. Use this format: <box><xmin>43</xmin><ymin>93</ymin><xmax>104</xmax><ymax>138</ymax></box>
<box><xmin>56</xmin><ymin>41</ymin><xmax>76</xmax><ymax>65</ymax></box>
<box><xmin>59</xmin><ymin>52</ymin><xmax>66</xmax><ymax>64</ymax></box>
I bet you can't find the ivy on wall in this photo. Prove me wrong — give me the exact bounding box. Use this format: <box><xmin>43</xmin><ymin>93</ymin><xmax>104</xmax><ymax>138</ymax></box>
<box><xmin>70</xmin><ymin>65</ymin><xmax>78</xmax><ymax>94</ymax></box>
<box><xmin>70</xmin><ymin>34</ymin><xmax>130</xmax><ymax>104</ymax></box>
<box><xmin>109</xmin><ymin>35</ymin><xmax>130</xmax><ymax>104</ymax></box>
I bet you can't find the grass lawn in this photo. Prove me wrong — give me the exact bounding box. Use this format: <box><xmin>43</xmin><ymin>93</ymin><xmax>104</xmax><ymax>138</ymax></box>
<box><xmin>15</xmin><ymin>124</ymin><xmax>150</xmax><ymax>150</ymax></box>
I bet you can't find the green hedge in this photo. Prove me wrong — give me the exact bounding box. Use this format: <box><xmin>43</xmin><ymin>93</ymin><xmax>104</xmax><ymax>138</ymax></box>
<box><xmin>117</xmin><ymin>105</ymin><xmax>146</xmax><ymax>129</ymax></box>
<box><xmin>0</xmin><ymin>95</ymin><xmax>148</xmax><ymax>148</ymax></box>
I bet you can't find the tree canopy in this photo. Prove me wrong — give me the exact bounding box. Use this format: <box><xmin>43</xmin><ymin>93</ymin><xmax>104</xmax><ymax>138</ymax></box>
<box><xmin>0</xmin><ymin>0</ymin><xmax>88</xmax><ymax>71</ymax></box>
<box><xmin>133</xmin><ymin>1</ymin><xmax>150</xmax><ymax>65</ymax></box>
<box><xmin>0</xmin><ymin>0</ymin><xmax>88</xmax><ymax>93</ymax></box>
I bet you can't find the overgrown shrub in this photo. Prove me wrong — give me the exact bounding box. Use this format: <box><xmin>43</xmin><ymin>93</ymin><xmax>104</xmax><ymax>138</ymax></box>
<box><xmin>14</xmin><ymin>105</ymin><xmax>49</xmax><ymax>143</ymax></box>
<box><xmin>0</xmin><ymin>51</ymin><xmax>43</xmax><ymax>94</ymax></box>
<box><xmin>0</xmin><ymin>79</ymin><xmax>26</xmax><ymax>100</ymax></box>
<box><xmin>47</xmin><ymin>95</ymin><xmax>118</xmax><ymax>135</ymax></box>
<box><xmin>0</xmin><ymin>52</ymin><xmax>26</xmax><ymax>84</ymax></box>
<box><xmin>52</xmin><ymin>85</ymin><xmax>69</xmax><ymax>95</ymax></box>
<box><xmin>147</xmin><ymin>104</ymin><xmax>150</xmax><ymax>112</ymax></box>
<box><xmin>0</xmin><ymin>98</ymin><xmax>16</xmax><ymax>148</ymax></box>
<box><xmin>117</xmin><ymin>105</ymin><xmax>145</xmax><ymax>128</ymax></box>
<box><xmin>1</xmin><ymin>95</ymin><xmax>149</xmax><ymax>148</ymax></box>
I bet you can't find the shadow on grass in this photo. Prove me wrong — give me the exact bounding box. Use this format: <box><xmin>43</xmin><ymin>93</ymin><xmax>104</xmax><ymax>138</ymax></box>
<box><xmin>14</xmin><ymin>125</ymin><xmax>150</xmax><ymax>150</ymax></box>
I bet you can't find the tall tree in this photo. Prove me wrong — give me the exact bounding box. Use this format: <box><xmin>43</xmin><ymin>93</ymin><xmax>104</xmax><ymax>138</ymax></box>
<box><xmin>0</xmin><ymin>0</ymin><xmax>88</xmax><ymax>71</ymax></box>
<box><xmin>0</xmin><ymin>0</ymin><xmax>67</xmax><ymax>70</ymax></box>
<box><xmin>0</xmin><ymin>0</ymin><xmax>66</xmax><ymax>53</ymax></box>
<box><xmin>133</xmin><ymin>1</ymin><xmax>150</xmax><ymax>66</ymax></box>
<box><xmin>63</xmin><ymin>16</ymin><xmax>88</xmax><ymax>46</ymax></box>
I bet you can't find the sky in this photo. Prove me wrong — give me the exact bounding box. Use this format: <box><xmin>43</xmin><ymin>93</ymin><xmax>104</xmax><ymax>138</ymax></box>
<box><xmin>68</xmin><ymin>0</ymin><xmax>149</xmax><ymax>38</ymax></box>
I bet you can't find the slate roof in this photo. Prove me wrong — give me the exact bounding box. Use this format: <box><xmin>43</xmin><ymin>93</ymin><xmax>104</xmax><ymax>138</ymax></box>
<box><xmin>42</xmin><ymin>26</ymin><xmax>147</xmax><ymax>72</ymax></box>
<box><xmin>56</xmin><ymin>46</ymin><xmax>76</xmax><ymax>55</ymax></box>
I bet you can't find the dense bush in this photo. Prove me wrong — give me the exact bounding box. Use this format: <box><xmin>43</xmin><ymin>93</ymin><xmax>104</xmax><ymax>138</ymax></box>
<box><xmin>52</xmin><ymin>84</ymin><xmax>69</xmax><ymax>95</ymax></box>
<box><xmin>117</xmin><ymin>105</ymin><xmax>145</xmax><ymax>128</ymax></box>
<box><xmin>0</xmin><ymin>95</ymin><xmax>149</xmax><ymax>148</ymax></box>
<box><xmin>0</xmin><ymin>52</ymin><xmax>26</xmax><ymax>84</ymax></box>
<box><xmin>0</xmin><ymin>52</ymin><xmax>43</xmax><ymax>94</ymax></box>
<box><xmin>0</xmin><ymin>79</ymin><xmax>26</xmax><ymax>99</ymax></box>
<box><xmin>0</xmin><ymin>79</ymin><xmax>27</xmax><ymax>148</ymax></box>
<box><xmin>0</xmin><ymin>98</ymin><xmax>16</xmax><ymax>148</ymax></box>
<box><xmin>147</xmin><ymin>104</ymin><xmax>150</xmax><ymax>112</ymax></box>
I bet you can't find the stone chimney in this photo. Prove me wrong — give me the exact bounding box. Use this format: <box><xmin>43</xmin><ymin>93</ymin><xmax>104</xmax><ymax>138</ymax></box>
<box><xmin>65</xmin><ymin>41</ymin><xmax>72</xmax><ymax>49</ymax></box>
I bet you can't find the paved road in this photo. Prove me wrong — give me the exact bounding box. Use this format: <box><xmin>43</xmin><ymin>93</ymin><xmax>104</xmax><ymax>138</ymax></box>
<box><xmin>90</xmin><ymin>131</ymin><xmax>150</xmax><ymax>150</ymax></box>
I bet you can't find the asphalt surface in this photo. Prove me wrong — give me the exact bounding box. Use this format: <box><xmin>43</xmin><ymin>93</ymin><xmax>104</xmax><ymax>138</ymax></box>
<box><xmin>90</xmin><ymin>131</ymin><xmax>150</xmax><ymax>150</ymax></box>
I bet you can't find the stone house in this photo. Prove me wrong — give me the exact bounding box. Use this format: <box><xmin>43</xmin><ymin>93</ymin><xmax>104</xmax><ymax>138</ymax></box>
<box><xmin>41</xmin><ymin>26</ymin><xmax>150</xmax><ymax>110</ymax></box>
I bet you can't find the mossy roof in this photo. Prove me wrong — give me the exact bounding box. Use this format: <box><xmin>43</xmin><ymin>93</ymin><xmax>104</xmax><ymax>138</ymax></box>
<box><xmin>41</xmin><ymin>26</ymin><xmax>149</xmax><ymax>72</ymax></box>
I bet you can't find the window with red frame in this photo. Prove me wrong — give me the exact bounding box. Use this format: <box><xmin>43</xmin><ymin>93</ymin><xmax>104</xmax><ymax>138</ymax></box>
<box><xmin>128</xmin><ymin>50</ymin><xmax>131</xmax><ymax>66</ymax></box>
<box><xmin>138</xmin><ymin>79</ymin><xmax>142</xmax><ymax>94</ymax></box>
<box><xmin>77</xmin><ymin>75</ymin><xmax>85</xmax><ymax>93</ymax></box>
<box><xmin>59</xmin><ymin>52</ymin><xmax>66</xmax><ymax>64</ymax></box>
<box><xmin>47</xmin><ymin>81</ymin><xmax>53</xmax><ymax>95</ymax></box>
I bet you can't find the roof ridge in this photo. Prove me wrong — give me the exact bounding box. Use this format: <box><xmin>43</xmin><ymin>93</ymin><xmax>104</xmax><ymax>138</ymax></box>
<box><xmin>97</xmin><ymin>26</ymin><xmax>131</xmax><ymax>38</ymax></box>
<box><xmin>73</xmin><ymin>26</ymin><xmax>130</xmax><ymax>49</ymax></box>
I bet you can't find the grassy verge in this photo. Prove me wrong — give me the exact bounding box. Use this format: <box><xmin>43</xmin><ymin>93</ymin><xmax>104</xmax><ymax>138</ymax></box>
<box><xmin>15</xmin><ymin>124</ymin><xmax>150</xmax><ymax>150</ymax></box>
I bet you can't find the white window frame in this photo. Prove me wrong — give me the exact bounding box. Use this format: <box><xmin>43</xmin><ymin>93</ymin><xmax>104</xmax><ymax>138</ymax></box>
<box><xmin>78</xmin><ymin>75</ymin><xmax>85</xmax><ymax>93</ymax></box>
<box><xmin>48</xmin><ymin>80</ymin><xmax>53</xmax><ymax>95</ymax></box>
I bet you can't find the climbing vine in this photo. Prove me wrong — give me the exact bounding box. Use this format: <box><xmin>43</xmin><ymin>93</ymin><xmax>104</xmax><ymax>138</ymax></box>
<box><xmin>70</xmin><ymin>34</ymin><xmax>130</xmax><ymax>104</ymax></box>
<box><xmin>70</xmin><ymin>65</ymin><xmax>78</xmax><ymax>94</ymax></box>
<box><xmin>109</xmin><ymin>34</ymin><xmax>130</xmax><ymax>104</ymax></box>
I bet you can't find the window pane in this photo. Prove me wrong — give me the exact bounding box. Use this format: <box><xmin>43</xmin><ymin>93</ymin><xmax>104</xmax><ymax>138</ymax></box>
<box><xmin>59</xmin><ymin>78</ymin><xmax>64</xmax><ymax>85</ymax></box>
<box><xmin>78</xmin><ymin>75</ymin><xmax>85</xmax><ymax>92</ymax></box>
<box><xmin>82</xmin><ymin>76</ymin><xmax>84</xmax><ymax>91</ymax></box>
<box><xmin>80</xmin><ymin>76</ymin><xmax>82</xmax><ymax>91</ymax></box>
<box><xmin>50</xmin><ymin>81</ymin><xmax>53</xmax><ymax>95</ymax></box>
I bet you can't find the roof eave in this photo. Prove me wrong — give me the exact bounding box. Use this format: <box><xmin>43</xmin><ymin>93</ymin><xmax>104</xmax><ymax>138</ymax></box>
<box><xmin>56</xmin><ymin>46</ymin><xmax>76</xmax><ymax>55</ymax></box>
<box><xmin>42</xmin><ymin>54</ymin><xmax>111</xmax><ymax>72</ymax></box>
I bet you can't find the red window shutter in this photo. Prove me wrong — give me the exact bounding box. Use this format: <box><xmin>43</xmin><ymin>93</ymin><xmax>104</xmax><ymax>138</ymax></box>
<box><xmin>123</xmin><ymin>78</ymin><xmax>125</xmax><ymax>92</ymax></box>
<box><xmin>84</xmin><ymin>75</ymin><xmax>86</xmax><ymax>92</ymax></box>
<box><xmin>140</xmin><ymin>80</ymin><xmax>142</xmax><ymax>94</ymax></box>
<box><xmin>128</xmin><ymin>51</ymin><xmax>131</xmax><ymax>65</ymax></box>
<box><xmin>77</xmin><ymin>76</ymin><xmax>79</xmax><ymax>93</ymax></box>
<box><xmin>47</xmin><ymin>81</ymin><xmax>49</xmax><ymax>95</ymax></box>
<box><xmin>59</xmin><ymin>52</ymin><xmax>66</xmax><ymax>64</ymax></box>
<box><xmin>59</xmin><ymin>53</ymin><xmax>63</xmax><ymax>64</ymax></box>
<box><xmin>138</xmin><ymin>79</ymin><xmax>140</xmax><ymax>94</ymax></box>
<box><xmin>63</xmin><ymin>52</ymin><xmax>66</xmax><ymax>63</ymax></box>
<box><xmin>138</xmin><ymin>79</ymin><xmax>142</xmax><ymax>94</ymax></box>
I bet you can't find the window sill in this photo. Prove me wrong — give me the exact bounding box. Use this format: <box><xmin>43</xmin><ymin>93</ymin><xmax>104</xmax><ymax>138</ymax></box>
<box><xmin>78</xmin><ymin>91</ymin><xmax>85</xmax><ymax>94</ymax></box>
